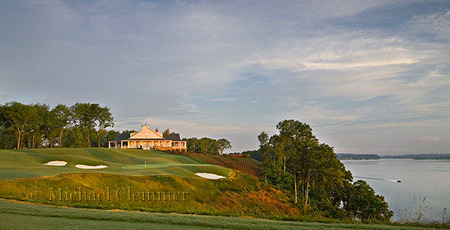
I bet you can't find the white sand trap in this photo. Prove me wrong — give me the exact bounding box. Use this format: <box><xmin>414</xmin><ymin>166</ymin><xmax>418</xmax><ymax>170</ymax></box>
<box><xmin>75</xmin><ymin>164</ymin><xmax>108</xmax><ymax>169</ymax></box>
<box><xmin>195</xmin><ymin>173</ymin><xmax>226</xmax><ymax>180</ymax></box>
<box><xmin>44</xmin><ymin>161</ymin><xmax>67</xmax><ymax>166</ymax></box>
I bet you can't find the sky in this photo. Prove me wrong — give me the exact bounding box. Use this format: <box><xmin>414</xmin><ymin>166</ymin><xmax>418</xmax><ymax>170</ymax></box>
<box><xmin>1</xmin><ymin>0</ymin><xmax>449</xmax><ymax>154</ymax></box>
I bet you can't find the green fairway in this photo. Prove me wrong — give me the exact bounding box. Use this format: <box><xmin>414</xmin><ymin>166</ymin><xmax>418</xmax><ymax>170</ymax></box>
<box><xmin>0</xmin><ymin>148</ymin><xmax>301</xmax><ymax>219</ymax></box>
<box><xmin>0</xmin><ymin>199</ymin><xmax>430</xmax><ymax>230</ymax></box>
<box><xmin>0</xmin><ymin>148</ymin><xmax>231</xmax><ymax>180</ymax></box>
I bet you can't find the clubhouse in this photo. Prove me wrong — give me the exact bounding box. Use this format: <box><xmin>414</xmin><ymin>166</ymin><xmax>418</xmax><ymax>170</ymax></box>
<box><xmin>108</xmin><ymin>124</ymin><xmax>187</xmax><ymax>151</ymax></box>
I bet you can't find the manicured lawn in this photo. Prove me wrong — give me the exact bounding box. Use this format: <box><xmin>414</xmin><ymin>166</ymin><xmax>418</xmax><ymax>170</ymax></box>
<box><xmin>0</xmin><ymin>148</ymin><xmax>299</xmax><ymax>219</ymax></box>
<box><xmin>0</xmin><ymin>148</ymin><xmax>231</xmax><ymax>180</ymax></box>
<box><xmin>0</xmin><ymin>199</ymin><xmax>429</xmax><ymax>230</ymax></box>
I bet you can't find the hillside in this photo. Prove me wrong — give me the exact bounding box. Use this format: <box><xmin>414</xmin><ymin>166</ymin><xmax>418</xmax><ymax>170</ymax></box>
<box><xmin>0</xmin><ymin>148</ymin><xmax>298</xmax><ymax>219</ymax></box>
<box><xmin>168</xmin><ymin>151</ymin><xmax>260</xmax><ymax>177</ymax></box>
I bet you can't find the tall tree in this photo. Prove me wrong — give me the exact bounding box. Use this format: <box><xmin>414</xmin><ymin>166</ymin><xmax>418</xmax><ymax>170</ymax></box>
<box><xmin>29</xmin><ymin>103</ymin><xmax>50</xmax><ymax>148</ymax></box>
<box><xmin>96</xmin><ymin>106</ymin><xmax>114</xmax><ymax>148</ymax></box>
<box><xmin>218</xmin><ymin>138</ymin><xmax>231</xmax><ymax>155</ymax></box>
<box><xmin>258</xmin><ymin>131</ymin><xmax>270</xmax><ymax>183</ymax></box>
<box><xmin>0</xmin><ymin>102</ymin><xmax>34</xmax><ymax>149</ymax></box>
<box><xmin>259</xmin><ymin>119</ymin><xmax>392</xmax><ymax>220</ymax></box>
<box><xmin>51</xmin><ymin>104</ymin><xmax>72</xmax><ymax>148</ymax></box>
<box><xmin>71</xmin><ymin>103</ymin><xmax>98</xmax><ymax>147</ymax></box>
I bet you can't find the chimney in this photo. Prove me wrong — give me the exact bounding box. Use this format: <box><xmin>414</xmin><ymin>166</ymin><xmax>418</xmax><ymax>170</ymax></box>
<box><xmin>155</xmin><ymin>128</ymin><xmax>159</xmax><ymax>132</ymax></box>
<box><xmin>166</xmin><ymin>129</ymin><xmax>170</xmax><ymax>135</ymax></box>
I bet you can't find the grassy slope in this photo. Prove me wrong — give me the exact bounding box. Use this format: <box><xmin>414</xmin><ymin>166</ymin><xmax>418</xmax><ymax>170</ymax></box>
<box><xmin>0</xmin><ymin>148</ymin><xmax>299</xmax><ymax>219</ymax></box>
<box><xmin>168</xmin><ymin>151</ymin><xmax>260</xmax><ymax>177</ymax></box>
<box><xmin>0</xmin><ymin>148</ymin><xmax>231</xmax><ymax>180</ymax></box>
<box><xmin>0</xmin><ymin>172</ymin><xmax>298</xmax><ymax>219</ymax></box>
<box><xmin>0</xmin><ymin>200</ymin><xmax>429</xmax><ymax>230</ymax></box>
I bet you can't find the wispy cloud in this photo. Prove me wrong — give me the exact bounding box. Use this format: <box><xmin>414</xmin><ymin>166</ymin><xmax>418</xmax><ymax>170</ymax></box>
<box><xmin>1</xmin><ymin>0</ymin><xmax>449</xmax><ymax>153</ymax></box>
<box><xmin>416</xmin><ymin>136</ymin><xmax>444</xmax><ymax>144</ymax></box>
<box><xmin>209</xmin><ymin>97</ymin><xmax>236</xmax><ymax>102</ymax></box>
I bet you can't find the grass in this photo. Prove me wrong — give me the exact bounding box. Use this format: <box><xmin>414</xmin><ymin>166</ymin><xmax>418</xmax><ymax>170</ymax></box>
<box><xmin>0</xmin><ymin>171</ymin><xmax>299</xmax><ymax>219</ymax></box>
<box><xmin>0</xmin><ymin>148</ymin><xmax>299</xmax><ymax>219</ymax></box>
<box><xmin>0</xmin><ymin>199</ymin><xmax>432</xmax><ymax>230</ymax></box>
<box><xmin>1</xmin><ymin>148</ymin><xmax>442</xmax><ymax>229</ymax></box>
<box><xmin>168</xmin><ymin>151</ymin><xmax>260</xmax><ymax>177</ymax></box>
<box><xmin>0</xmin><ymin>148</ymin><xmax>231</xmax><ymax>180</ymax></box>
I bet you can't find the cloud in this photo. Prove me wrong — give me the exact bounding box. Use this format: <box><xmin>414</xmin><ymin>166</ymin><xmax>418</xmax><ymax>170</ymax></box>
<box><xmin>1</xmin><ymin>1</ymin><xmax>449</xmax><ymax>153</ymax></box>
<box><xmin>209</xmin><ymin>97</ymin><xmax>236</xmax><ymax>102</ymax></box>
<box><xmin>408</xmin><ymin>10</ymin><xmax>450</xmax><ymax>41</ymax></box>
<box><xmin>416</xmin><ymin>136</ymin><xmax>445</xmax><ymax>144</ymax></box>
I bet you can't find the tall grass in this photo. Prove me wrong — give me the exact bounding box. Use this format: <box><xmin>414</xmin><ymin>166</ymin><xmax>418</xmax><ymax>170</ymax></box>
<box><xmin>395</xmin><ymin>195</ymin><xmax>450</xmax><ymax>225</ymax></box>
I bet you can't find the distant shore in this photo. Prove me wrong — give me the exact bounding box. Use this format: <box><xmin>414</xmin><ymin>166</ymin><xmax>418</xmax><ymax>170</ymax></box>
<box><xmin>337</xmin><ymin>153</ymin><xmax>450</xmax><ymax>160</ymax></box>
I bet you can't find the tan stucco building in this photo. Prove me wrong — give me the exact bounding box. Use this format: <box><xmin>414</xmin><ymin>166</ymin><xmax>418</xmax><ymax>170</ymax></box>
<box><xmin>108</xmin><ymin>124</ymin><xmax>187</xmax><ymax>151</ymax></box>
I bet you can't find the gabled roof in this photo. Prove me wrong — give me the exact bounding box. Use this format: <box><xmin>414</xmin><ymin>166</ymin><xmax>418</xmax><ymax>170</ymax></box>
<box><xmin>128</xmin><ymin>125</ymin><xmax>163</xmax><ymax>140</ymax></box>
<box><xmin>114</xmin><ymin>125</ymin><xmax>185</xmax><ymax>142</ymax></box>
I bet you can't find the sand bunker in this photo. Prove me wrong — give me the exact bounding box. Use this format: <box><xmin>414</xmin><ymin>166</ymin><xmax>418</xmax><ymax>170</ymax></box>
<box><xmin>44</xmin><ymin>161</ymin><xmax>67</xmax><ymax>166</ymax></box>
<box><xmin>195</xmin><ymin>173</ymin><xmax>226</xmax><ymax>180</ymax></box>
<box><xmin>75</xmin><ymin>164</ymin><xmax>108</xmax><ymax>169</ymax></box>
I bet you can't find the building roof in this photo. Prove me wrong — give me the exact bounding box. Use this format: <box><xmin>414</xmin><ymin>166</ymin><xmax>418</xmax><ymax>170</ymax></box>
<box><xmin>114</xmin><ymin>125</ymin><xmax>184</xmax><ymax>142</ymax></box>
<box><xmin>129</xmin><ymin>125</ymin><xmax>163</xmax><ymax>139</ymax></box>
<box><xmin>128</xmin><ymin>138</ymin><xmax>171</xmax><ymax>141</ymax></box>
<box><xmin>163</xmin><ymin>133</ymin><xmax>182</xmax><ymax>141</ymax></box>
<box><xmin>115</xmin><ymin>133</ymin><xmax>130</xmax><ymax>142</ymax></box>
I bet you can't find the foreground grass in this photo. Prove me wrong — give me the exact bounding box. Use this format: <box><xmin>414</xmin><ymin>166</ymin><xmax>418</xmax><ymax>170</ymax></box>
<box><xmin>0</xmin><ymin>172</ymin><xmax>298</xmax><ymax>219</ymax></box>
<box><xmin>0</xmin><ymin>199</ymin><xmax>433</xmax><ymax>230</ymax></box>
<box><xmin>0</xmin><ymin>148</ymin><xmax>231</xmax><ymax>180</ymax></box>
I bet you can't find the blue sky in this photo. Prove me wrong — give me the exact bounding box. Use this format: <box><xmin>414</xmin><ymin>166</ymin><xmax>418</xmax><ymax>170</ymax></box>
<box><xmin>1</xmin><ymin>0</ymin><xmax>449</xmax><ymax>154</ymax></box>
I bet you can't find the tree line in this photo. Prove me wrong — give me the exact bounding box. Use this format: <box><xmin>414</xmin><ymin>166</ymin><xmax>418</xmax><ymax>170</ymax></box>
<box><xmin>336</xmin><ymin>153</ymin><xmax>380</xmax><ymax>160</ymax></box>
<box><xmin>183</xmin><ymin>137</ymin><xmax>232</xmax><ymax>155</ymax></box>
<box><xmin>0</xmin><ymin>101</ymin><xmax>114</xmax><ymax>149</ymax></box>
<box><xmin>259</xmin><ymin>120</ymin><xmax>393</xmax><ymax>222</ymax></box>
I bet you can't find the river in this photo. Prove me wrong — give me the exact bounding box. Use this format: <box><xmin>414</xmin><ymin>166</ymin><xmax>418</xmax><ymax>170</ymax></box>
<box><xmin>341</xmin><ymin>159</ymin><xmax>450</xmax><ymax>223</ymax></box>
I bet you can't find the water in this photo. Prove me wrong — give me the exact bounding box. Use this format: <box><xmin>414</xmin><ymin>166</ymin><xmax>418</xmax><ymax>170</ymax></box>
<box><xmin>341</xmin><ymin>159</ymin><xmax>450</xmax><ymax>222</ymax></box>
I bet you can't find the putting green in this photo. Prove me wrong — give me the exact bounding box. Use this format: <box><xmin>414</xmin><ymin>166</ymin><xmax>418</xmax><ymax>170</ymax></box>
<box><xmin>0</xmin><ymin>148</ymin><xmax>232</xmax><ymax>180</ymax></box>
<box><xmin>122</xmin><ymin>163</ymin><xmax>220</xmax><ymax>169</ymax></box>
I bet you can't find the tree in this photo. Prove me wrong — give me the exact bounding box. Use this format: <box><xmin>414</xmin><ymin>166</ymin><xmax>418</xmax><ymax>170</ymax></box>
<box><xmin>343</xmin><ymin>180</ymin><xmax>393</xmax><ymax>221</ymax></box>
<box><xmin>51</xmin><ymin>104</ymin><xmax>72</xmax><ymax>148</ymax></box>
<box><xmin>96</xmin><ymin>106</ymin><xmax>114</xmax><ymax>148</ymax></box>
<box><xmin>106</xmin><ymin>130</ymin><xmax>119</xmax><ymax>146</ymax></box>
<box><xmin>218</xmin><ymin>138</ymin><xmax>231</xmax><ymax>155</ymax></box>
<box><xmin>274</xmin><ymin>119</ymin><xmax>318</xmax><ymax>210</ymax></box>
<box><xmin>199</xmin><ymin>137</ymin><xmax>219</xmax><ymax>155</ymax></box>
<box><xmin>259</xmin><ymin>120</ymin><xmax>391</xmax><ymax>219</ymax></box>
<box><xmin>258</xmin><ymin>132</ymin><xmax>270</xmax><ymax>183</ymax></box>
<box><xmin>71</xmin><ymin>103</ymin><xmax>100</xmax><ymax>147</ymax></box>
<box><xmin>28</xmin><ymin>103</ymin><xmax>50</xmax><ymax>148</ymax></box>
<box><xmin>0</xmin><ymin>101</ymin><xmax>117</xmax><ymax>150</ymax></box>
<box><xmin>184</xmin><ymin>137</ymin><xmax>222</xmax><ymax>155</ymax></box>
<box><xmin>0</xmin><ymin>102</ymin><xmax>34</xmax><ymax>149</ymax></box>
<box><xmin>184</xmin><ymin>137</ymin><xmax>200</xmax><ymax>153</ymax></box>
